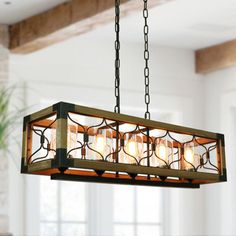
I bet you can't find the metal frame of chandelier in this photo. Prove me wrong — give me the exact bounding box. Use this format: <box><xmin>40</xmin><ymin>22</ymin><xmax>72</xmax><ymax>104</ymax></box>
<box><xmin>21</xmin><ymin>102</ymin><xmax>227</xmax><ymax>188</ymax></box>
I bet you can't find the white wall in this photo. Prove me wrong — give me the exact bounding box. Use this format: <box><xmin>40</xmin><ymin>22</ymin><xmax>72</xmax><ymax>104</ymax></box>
<box><xmin>203</xmin><ymin>67</ymin><xmax>236</xmax><ymax>236</ymax></box>
<box><xmin>9</xmin><ymin>28</ymin><xmax>206</xmax><ymax>236</ymax></box>
<box><xmin>0</xmin><ymin>24</ymin><xmax>10</xmax><ymax>234</ymax></box>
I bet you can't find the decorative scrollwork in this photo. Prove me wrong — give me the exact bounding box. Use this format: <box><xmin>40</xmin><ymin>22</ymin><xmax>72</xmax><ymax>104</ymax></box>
<box><xmin>28</xmin><ymin>117</ymin><xmax>56</xmax><ymax>164</ymax></box>
<box><xmin>61</xmin><ymin>114</ymin><xmax>219</xmax><ymax>174</ymax></box>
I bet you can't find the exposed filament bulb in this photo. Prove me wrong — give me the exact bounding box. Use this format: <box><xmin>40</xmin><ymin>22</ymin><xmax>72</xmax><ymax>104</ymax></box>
<box><xmin>125</xmin><ymin>134</ymin><xmax>143</xmax><ymax>164</ymax></box>
<box><xmin>94</xmin><ymin>133</ymin><xmax>106</xmax><ymax>156</ymax></box>
<box><xmin>155</xmin><ymin>139</ymin><xmax>169</xmax><ymax>168</ymax></box>
<box><xmin>127</xmin><ymin>139</ymin><xmax>139</xmax><ymax>157</ymax></box>
<box><xmin>184</xmin><ymin>142</ymin><xmax>195</xmax><ymax>171</ymax></box>
<box><xmin>92</xmin><ymin>129</ymin><xmax>113</xmax><ymax>161</ymax></box>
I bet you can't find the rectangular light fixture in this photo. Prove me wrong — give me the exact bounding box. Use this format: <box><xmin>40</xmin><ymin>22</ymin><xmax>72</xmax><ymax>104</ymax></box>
<box><xmin>21</xmin><ymin>102</ymin><xmax>227</xmax><ymax>188</ymax></box>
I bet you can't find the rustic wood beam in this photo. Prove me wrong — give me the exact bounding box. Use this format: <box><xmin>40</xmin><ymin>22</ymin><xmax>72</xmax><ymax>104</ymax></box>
<box><xmin>9</xmin><ymin>0</ymin><xmax>171</xmax><ymax>54</ymax></box>
<box><xmin>195</xmin><ymin>39</ymin><xmax>236</xmax><ymax>74</ymax></box>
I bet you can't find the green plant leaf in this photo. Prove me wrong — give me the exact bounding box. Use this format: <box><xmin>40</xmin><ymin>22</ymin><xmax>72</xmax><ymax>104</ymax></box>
<box><xmin>0</xmin><ymin>86</ymin><xmax>20</xmax><ymax>150</ymax></box>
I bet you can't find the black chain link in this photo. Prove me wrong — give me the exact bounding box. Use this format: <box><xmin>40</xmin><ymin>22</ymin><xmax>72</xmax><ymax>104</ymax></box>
<box><xmin>143</xmin><ymin>0</ymin><xmax>151</xmax><ymax>120</ymax></box>
<box><xmin>114</xmin><ymin>0</ymin><xmax>120</xmax><ymax>113</ymax></box>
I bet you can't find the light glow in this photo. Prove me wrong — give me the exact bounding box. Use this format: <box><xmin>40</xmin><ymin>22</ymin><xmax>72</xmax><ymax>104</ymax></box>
<box><xmin>155</xmin><ymin>139</ymin><xmax>171</xmax><ymax>168</ymax></box>
<box><xmin>184</xmin><ymin>143</ymin><xmax>195</xmax><ymax>170</ymax></box>
<box><xmin>94</xmin><ymin>134</ymin><xmax>106</xmax><ymax>154</ymax></box>
<box><xmin>124</xmin><ymin>135</ymin><xmax>143</xmax><ymax>164</ymax></box>
<box><xmin>185</xmin><ymin>149</ymin><xmax>194</xmax><ymax>163</ymax></box>
<box><xmin>127</xmin><ymin>139</ymin><xmax>139</xmax><ymax>157</ymax></box>
<box><xmin>157</xmin><ymin>144</ymin><xmax>167</xmax><ymax>161</ymax></box>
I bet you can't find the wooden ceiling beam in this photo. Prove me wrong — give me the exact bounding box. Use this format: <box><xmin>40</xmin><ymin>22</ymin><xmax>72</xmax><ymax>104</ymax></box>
<box><xmin>195</xmin><ymin>39</ymin><xmax>236</xmax><ymax>74</ymax></box>
<box><xmin>9</xmin><ymin>0</ymin><xmax>171</xmax><ymax>54</ymax></box>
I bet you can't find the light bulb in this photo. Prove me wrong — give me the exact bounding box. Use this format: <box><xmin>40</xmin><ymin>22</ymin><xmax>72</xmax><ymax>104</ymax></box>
<box><xmin>91</xmin><ymin>131</ymin><xmax>107</xmax><ymax>160</ymax></box>
<box><xmin>127</xmin><ymin>140</ymin><xmax>138</xmax><ymax>156</ymax></box>
<box><xmin>185</xmin><ymin>149</ymin><xmax>194</xmax><ymax>163</ymax></box>
<box><xmin>158</xmin><ymin>144</ymin><xmax>167</xmax><ymax>160</ymax></box>
<box><xmin>94</xmin><ymin>134</ymin><xmax>106</xmax><ymax>154</ymax></box>
<box><xmin>88</xmin><ymin>128</ymin><xmax>113</xmax><ymax>161</ymax></box>
<box><xmin>124</xmin><ymin>135</ymin><xmax>143</xmax><ymax>164</ymax></box>
<box><xmin>155</xmin><ymin>139</ymin><xmax>169</xmax><ymax>168</ymax></box>
<box><xmin>184</xmin><ymin>143</ymin><xmax>195</xmax><ymax>171</ymax></box>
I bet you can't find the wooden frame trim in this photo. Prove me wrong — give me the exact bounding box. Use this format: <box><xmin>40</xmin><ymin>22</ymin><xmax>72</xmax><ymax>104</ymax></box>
<box><xmin>56</xmin><ymin>118</ymin><xmax>67</xmax><ymax>149</ymax></box>
<box><xmin>29</xmin><ymin>107</ymin><xmax>54</xmax><ymax>122</ymax></box>
<box><xmin>27</xmin><ymin>101</ymin><xmax>221</xmax><ymax>139</ymax></box>
<box><xmin>195</xmin><ymin>39</ymin><xmax>236</xmax><ymax>74</ymax></box>
<box><xmin>72</xmin><ymin>159</ymin><xmax>219</xmax><ymax>181</ymax></box>
<box><xmin>73</xmin><ymin>103</ymin><xmax>219</xmax><ymax>139</ymax></box>
<box><xmin>21</xmin><ymin>101</ymin><xmax>226</xmax><ymax>187</ymax></box>
<box><xmin>27</xmin><ymin>160</ymin><xmax>52</xmax><ymax>173</ymax></box>
<box><xmin>9</xmin><ymin>0</ymin><xmax>172</xmax><ymax>54</ymax></box>
<box><xmin>25</xmin><ymin>158</ymin><xmax>219</xmax><ymax>182</ymax></box>
<box><xmin>51</xmin><ymin>173</ymin><xmax>200</xmax><ymax>188</ymax></box>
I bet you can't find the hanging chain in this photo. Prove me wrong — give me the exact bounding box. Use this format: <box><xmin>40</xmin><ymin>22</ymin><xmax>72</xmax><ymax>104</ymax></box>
<box><xmin>114</xmin><ymin>0</ymin><xmax>121</xmax><ymax>113</ymax></box>
<box><xmin>143</xmin><ymin>0</ymin><xmax>151</xmax><ymax>120</ymax></box>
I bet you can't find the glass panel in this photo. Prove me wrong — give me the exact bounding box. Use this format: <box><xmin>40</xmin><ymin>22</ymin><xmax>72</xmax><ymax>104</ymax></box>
<box><xmin>114</xmin><ymin>185</ymin><xmax>135</xmax><ymax>223</ymax></box>
<box><xmin>197</xmin><ymin>142</ymin><xmax>218</xmax><ymax>174</ymax></box>
<box><xmin>137</xmin><ymin>187</ymin><xmax>162</xmax><ymax>223</ymax></box>
<box><xmin>66</xmin><ymin>112</ymin><xmax>220</xmax><ymax>174</ymax></box>
<box><xmin>61</xmin><ymin>182</ymin><xmax>86</xmax><ymax>221</ymax></box>
<box><xmin>30</xmin><ymin>114</ymin><xmax>57</xmax><ymax>163</ymax></box>
<box><xmin>137</xmin><ymin>225</ymin><xmax>161</xmax><ymax>236</ymax></box>
<box><xmin>61</xmin><ymin>223</ymin><xmax>86</xmax><ymax>236</ymax></box>
<box><xmin>40</xmin><ymin>177</ymin><xmax>58</xmax><ymax>221</ymax></box>
<box><xmin>40</xmin><ymin>223</ymin><xmax>58</xmax><ymax>236</ymax></box>
<box><xmin>114</xmin><ymin>224</ymin><xmax>135</xmax><ymax>236</ymax></box>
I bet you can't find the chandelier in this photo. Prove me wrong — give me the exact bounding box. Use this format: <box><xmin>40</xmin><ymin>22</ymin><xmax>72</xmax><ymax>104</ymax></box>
<box><xmin>21</xmin><ymin>0</ymin><xmax>227</xmax><ymax>188</ymax></box>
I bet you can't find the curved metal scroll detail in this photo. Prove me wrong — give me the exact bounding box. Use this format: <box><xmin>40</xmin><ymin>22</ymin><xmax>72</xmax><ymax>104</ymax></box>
<box><xmin>103</xmin><ymin>119</ymin><xmax>121</xmax><ymax>162</ymax></box>
<box><xmin>67</xmin><ymin>115</ymin><xmax>120</xmax><ymax>162</ymax></box>
<box><xmin>86</xmin><ymin>118</ymin><xmax>107</xmax><ymax>161</ymax></box>
<box><xmin>187</xmin><ymin>137</ymin><xmax>219</xmax><ymax>173</ymax></box>
<box><xmin>122</xmin><ymin>125</ymin><xmax>141</xmax><ymax>165</ymax></box>
<box><xmin>138</xmin><ymin>126</ymin><xmax>154</xmax><ymax>166</ymax></box>
<box><xmin>196</xmin><ymin>144</ymin><xmax>219</xmax><ymax>173</ymax></box>
<box><xmin>167</xmin><ymin>131</ymin><xmax>182</xmax><ymax>169</ymax></box>
<box><xmin>152</xmin><ymin>131</ymin><xmax>170</xmax><ymax>168</ymax></box>
<box><xmin>28</xmin><ymin>118</ymin><xmax>57</xmax><ymax>164</ymax></box>
<box><xmin>67</xmin><ymin>114</ymin><xmax>86</xmax><ymax>159</ymax></box>
<box><xmin>182</xmin><ymin>136</ymin><xmax>198</xmax><ymax>172</ymax></box>
<box><xmin>65</xmin><ymin>113</ymin><xmax>220</xmax><ymax>174</ymax></box>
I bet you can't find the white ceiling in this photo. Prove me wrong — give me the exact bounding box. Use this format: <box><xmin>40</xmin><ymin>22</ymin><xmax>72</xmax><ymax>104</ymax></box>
<box><xmin>0</xmin><ymin>0</ymin><xmax>68</xmax><ymax>24</ymax></box>
<box><xmin>93</xmin><ymin>0</ymin><xmax>236</xmax><ymax>49</ymax></box>
<box><xmin>1</xmin><ymin>0</ymin><xmax>236</xmax><ymax>49</ymax></box>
